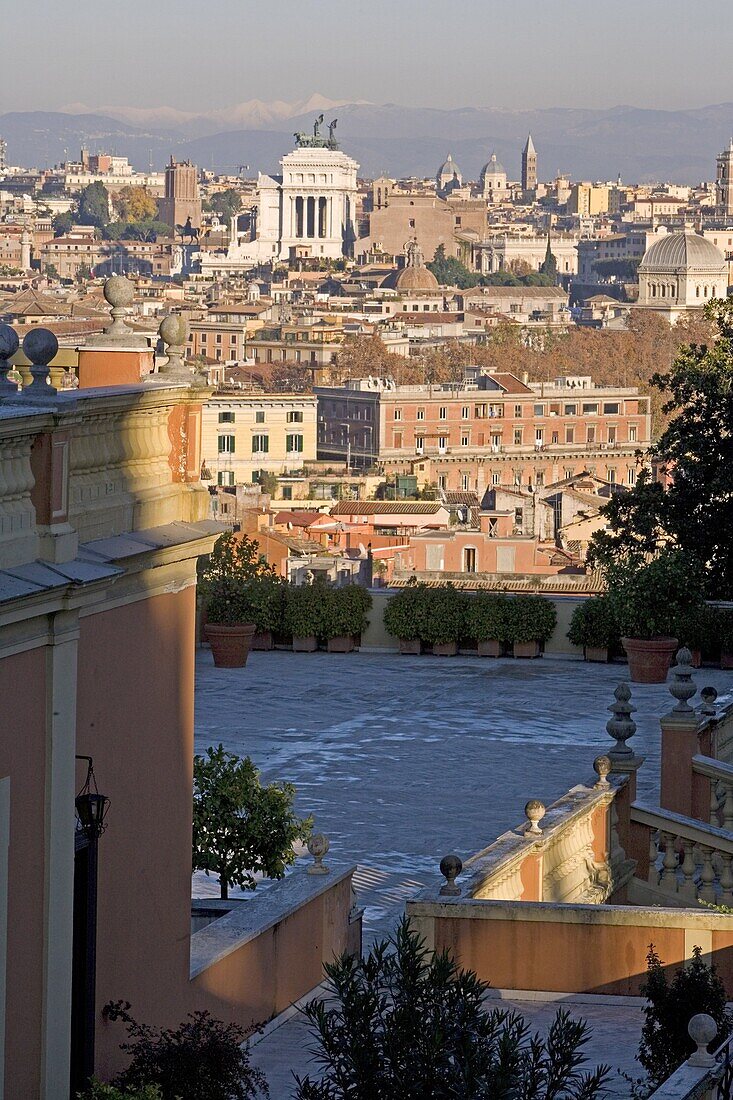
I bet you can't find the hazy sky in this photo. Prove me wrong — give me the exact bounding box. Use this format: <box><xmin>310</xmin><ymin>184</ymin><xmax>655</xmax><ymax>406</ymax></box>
<box><xmin>3</xmin><ymin>0</ymin><xmax>733</xmax><ymax>114</ymax></box>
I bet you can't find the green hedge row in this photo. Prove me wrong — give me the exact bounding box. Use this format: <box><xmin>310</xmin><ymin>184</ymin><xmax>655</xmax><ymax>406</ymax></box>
<box><xmin>383</xmin><ymin>585</ymin><xmax>557</xmax><ymax>646</ymax></box>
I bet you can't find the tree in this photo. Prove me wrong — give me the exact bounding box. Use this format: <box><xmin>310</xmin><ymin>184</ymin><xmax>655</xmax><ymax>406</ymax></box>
<box><xmin>104</xmin><ymin>1001</ymin><xmax>268</xmax><ymax>1100</ymax></box>
<box><xmin>76</xmin><ymin>262</ymin><xmax>92</xmax><ymax>283</ymax></box>
<box><xmin>52</xmin><ymin>210</ymin><xmax>74</xmax><ymax>237</ymax></box>
<box><xmin>588</xmin><ymin>299</ymin><xmax>733</xmax><ymax>597</ymax></box>
<box><xmin>539</xmin><ymin>233</ymin><xmax>558</xmax><ymax>280</ymax></box>
<box><xmin>204</xmin><ymin>188</ymin><xmax>243</xmax><ymax>223</ymax></box>
<box><xmin>192</xmin><ymin>745</ymin><xmax>311</xmax><ymax>899</ymax></box>
<box><xmin>112</xmin><ymin>186</ymin><xmax>158</xmax><ymax>223</ymax></box>
<box><xmin>295</xmin><ymin>919</ymin><xmax>610</xmax><ymax>1099</ymax></box>
<box><xmin>427</xmin><ymin>243</ymin><xmax>482</xmax><ymax>288</ymax></box>
<box><xmin>44</xmin><ymin>262</ymin><xmax>59</xmax><ymax>280</ymax></box>
<box><xmin>333</xmin><ymin>333</ymin><xmax>402</xmax><ymax>383</ymax></box>
<box><xmin>77</xmin><ymin>181</ymin><xmax>110</xmax><ymax>229</ymax></box>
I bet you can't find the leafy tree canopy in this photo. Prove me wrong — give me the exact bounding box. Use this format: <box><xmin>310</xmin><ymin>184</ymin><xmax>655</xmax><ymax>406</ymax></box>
<box><xmin>77</xmin><ymin>181</ymin><xmax>110</xmax><ymax>229</ymax></box>
<box><xmin>112</xmin><ymin>185</ymin><xmax>158</xmax><ymax>223</ymax></box>
<box><xmin>52</xmin><ymin>210</ymin><xmax>74</xmax><ymax>237</ymax></box>
<box><xmin>204</xmin><ymin>188</ymin><xmax>244</xmax><ymax>222</ymax></box>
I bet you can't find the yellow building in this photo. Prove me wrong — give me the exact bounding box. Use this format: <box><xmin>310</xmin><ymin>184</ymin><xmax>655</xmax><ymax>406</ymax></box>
<box><xmin>567</xmin><ymin>183</ymin><xmax>609</xmax><ymax>217</ymax></box>
<box><xmin>201</xmin><ymin>393</ymin><xmax>317</xmax><ymax>487</ymax></box>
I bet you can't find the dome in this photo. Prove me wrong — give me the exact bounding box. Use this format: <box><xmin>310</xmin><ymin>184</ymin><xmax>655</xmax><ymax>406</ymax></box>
<box><xmin>639</xmin><ymin>232</ymin><xmax>726</xmax><ymax>274</ymax></box>
<box><xmin>392</xmin><ymin>265</ymin><xmax>440</xmax><ymax>291</ymax></box>
<box><xmin>481</xmin><ymin>153</ymin><xmax>505</xmax><ymax>177</ymax></box>
<box><xmin>438</xmin><ymin>153</ymin><xmax>461</xmax><ymax>179</ymax></box>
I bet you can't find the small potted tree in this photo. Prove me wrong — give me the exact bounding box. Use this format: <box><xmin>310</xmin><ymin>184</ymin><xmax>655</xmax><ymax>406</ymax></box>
<box><xmin>199</xmin><ymin>532</ymin><xmax>276</xmax><ymax>668</ymax></box>
<box><xmin>465</xmin><ymin>592</ymin><xmax>509</xmax><ymax>657</ymax></box>
<box><xmin>421</xmin><ymin>584</ymin><xmax>467</xmax><ymax>656</ymax></box>
<box><xmin>506</xmin><ymin>595</ymin><xmax>557</xmax><ymax>658</ymax></box>
<box><xmin>284</xmin><ymin>581</ymin><xmax>326</xmax><ymax>651</ymax></box>
<box><xmin>325</xmin><ymin>585</ymin><xmax>372</xmax><ymax>653</ymax></box>
<box><xmin>384</xmin><ymin>581</ymin><xmax>427</xmax><ymax>654</ymax></box>
<box><xmin>249</xmin><ymin>574</ymin><xmax>286</xmax><ymax>650</ymax></box>
<box><xmin>614</xmin><ymin>550</ymin><xmax>703</xmax><ymax>683</ymax></box>
<box><xmin>567</xmin><ymin>596</ymin><xmax>620</xmax><ymax>663</ymax></box>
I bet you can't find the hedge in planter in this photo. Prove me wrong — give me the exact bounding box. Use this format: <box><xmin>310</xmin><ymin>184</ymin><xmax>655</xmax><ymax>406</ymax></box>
<box><xmin>248</xmin><ymin>575</ymin><xmax>286</xmax><ymax>650</ymax></box>
<box><xmin>199</xmin><ymin>532</ymin><xmax>277</xmax><ymax>668</ymax></box>
<box><xmin>465</xmin><ymin>592</ymin><xmax>509</xmax><ymax>657</ymax></box>
<box><xmin>505</xmin><ymin>595</ymin><xmax>557</xmax><ymax>658</ymax></box>
<box><xmin>323</xmin><ymin>585</ymin><xmax>372</xmax><ymax>652</ymax></box>
<box><xmin>383</xmin><ymin>582</ymin><xmax>429</xmax><ymax>653</ymax></box>
<box><xmin>283</xmin><ymin>582</ymin><xmax>328</xmax><ymax>651</ymax></box>
<box><xmin>419</xmin><ymin>584</ymin><xmax>468</xmax><ymax>656</ymax></box>
<box><xmin>567</xmin><ymin>596</ymin><xmax>620</xmax><ymax>662</ymax></box>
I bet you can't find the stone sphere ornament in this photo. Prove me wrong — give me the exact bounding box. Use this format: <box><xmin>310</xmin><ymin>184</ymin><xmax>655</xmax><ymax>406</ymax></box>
<box><xmin>103</xmin><ymin>274</ymin><xmax>135</xmax><ymax>310</ymax></box>
<box><xmin>159</xmin><ymin>313</ymin><xmax>188</xmax><ymax>349</ymax></box>
<box><xmin>524</xmin><ymin>799</ymin><xmax>546</xmax><ymax>835</ymax></box>
<box><xmin>0</xmin><ymin>324</ymin><xmax>20</xmax><ymax>396</ymax></box>
<box><xmin>21</xmin><ymin>327</ymin><xmax>58</xmax><ymax>397</ymax></box>
<box><xmin>687</xmin><ymin>1013</ymin><xmax>717</xmax><ymax>1067</ymax></box>
<box><xmin>307</xmin><ymin>832</ymin><xmax>330</xmax><ymax>875</ymax></box>
<box><xmin>439</xmin><ymin>853</ymin><xmax>463</xmax><ymax>896</ymax></box>
<box><xmin>593</xmin><ymin>755</ymin><xmax>612</xmax><ymax>789</ymax></box>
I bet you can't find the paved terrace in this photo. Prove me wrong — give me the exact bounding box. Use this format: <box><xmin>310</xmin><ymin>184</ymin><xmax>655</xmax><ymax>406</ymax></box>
<box><xmin>194</xmin><ymin>651</ymin><xmax>732</xmax><ymax>1097</ymax></box>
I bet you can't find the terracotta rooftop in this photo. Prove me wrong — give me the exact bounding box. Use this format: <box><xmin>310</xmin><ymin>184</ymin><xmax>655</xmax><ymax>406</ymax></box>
<box><xmin>330</xmin><ymin>501</ymin><xmax>445</xmax><ymax>516</ymax></box>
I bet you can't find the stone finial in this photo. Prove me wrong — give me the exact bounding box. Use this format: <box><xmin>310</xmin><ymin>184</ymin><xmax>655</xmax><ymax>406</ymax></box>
<box><xmin>307</xmin><ymin>832</ymin><xmax>330</xmax><ymax>875</ymax></box>
<box><xmin>439</xmin><ymin>853</ymin><xmax>463</xmax><ymax>896</ymax></box>
<box><xmin>593</xmin><ymin>755</ymin><xmax>612</xmax><ymax>789</ymax></box>
<box><xmin>606</xmin><ymin>683</ymin><xmax>637</xmax><ymax>757</ymax></box>
<box><xmin>21</xmin><ymin>328</ymin><xmax>58</xmax><ymax>398</ymax></box>
<box><xmin>0</xmin><ymin>324</ymin><xmax>20</xmax><ymax>397</ymax></box>
<box><xmin>156</xmin><ymin>314</ymin><xmax>191</xmax><ymax>380</ymax></box>
<box><xmin>669</xmin><ymin>647</ymin><xmax>696</xmax><ymax>714</ymax></box>
<box><xmin>701</xmin><ymin>686</ymin><xmax>719</xmax><ymax>716</ymax></box>
<box><xmin>524</xmin><ymin>799</ymin><xmax>545</xmax><ymax>835</ymax></box>
<box><xmin>103</xmin><ymin>275</ymin><xmax>135</xmax><ymax>338</ymax></box>
<box><xmin>687</xmin><ymin>1013</ymin><xmax>717</xmax><ymax>1067</ymax></box>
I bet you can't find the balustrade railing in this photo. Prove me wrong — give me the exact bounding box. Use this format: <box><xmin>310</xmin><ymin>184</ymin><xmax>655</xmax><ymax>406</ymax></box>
<box><xmin>632</xmin><ymin>801</ymin><xmax>733</xmax><ymax>907</ymax></box>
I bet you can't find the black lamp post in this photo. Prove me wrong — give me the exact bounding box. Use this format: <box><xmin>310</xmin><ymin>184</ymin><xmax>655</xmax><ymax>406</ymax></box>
<box><xmin>71</xmin><ymin>757</ymin><xmax>109</xmax><ymax>1093</ymax></box>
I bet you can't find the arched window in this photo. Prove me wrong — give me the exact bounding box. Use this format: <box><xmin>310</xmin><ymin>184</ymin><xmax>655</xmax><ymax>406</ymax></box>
<box><xmin>696</xmin><ymin>285</ymin><xmax>700</xmax><ymax>297</ymax></box>
<box><xmin>713</xmin><ymin>286</ymin><xmax>717</xmax><ymax>297</ymax></box>
<box><xmin>704</xmin><ymin>286</ymin><xmax>709</xmax><ymax>297</ymax></box>
<box><xmin>660</xmin><ymin>285</ymin><xmax>665</xmax><ymax>298</ymax></box>
<box><xmin>651</xmin><ymin>284</ymin><xmax>656</xmax><ymax>298</ymax></box>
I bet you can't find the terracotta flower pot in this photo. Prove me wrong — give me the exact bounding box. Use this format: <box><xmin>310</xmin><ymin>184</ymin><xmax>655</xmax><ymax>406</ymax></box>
<box><xmin>721</xmin><ymin>652</ymin><xmax>733</xmax><ymax>670</ymax></box>
<box><xmin>622</xmin><ymin>637</ymin><xmax>678</xmax><ymax>684</ymax></box>
<box><xmin>477</xmin><ymin>639</ymin><xmax>502</xmax><ymax>657</ymax></box>
<box><xmin>689</xmin><ymin>648</ymin><xmax>702</xmax><ymax>669</ymax></box>
<box><xmin>432</xmin><ymin>641</ymin><xmax>458</xmax><ymax>656</ymax></box>
<box><xmin>399</xmin><ymin>638</ymin><xmax>421</xmax><ymax>655</ymax></box>
<box><xmin>205</xmin><ymin>623</ymin><xmax>256</xmax><ymax>668</ymax></box>
<box><xmin>327</xmin><ymin>635</ymin><xmax>355</xmax><ymax>653</ymax></box>
<box><xmin>252</xmin><ymin>630</ymin><xmax>274</xmax><ymax>651</ymax></box>
<box><xmin>293</xmin><ymin>635</ymin><xmax>318</xmax><ymax>652</ymax></box>
<box><xmin>585</xmin><ymin>645</ymin><xmax>609</xmax><ymax>663</ymax></box>
<box><xmin>513</xmin><ymin>640</ymin><xmax>541</xmax><ymax>658</ymax></box>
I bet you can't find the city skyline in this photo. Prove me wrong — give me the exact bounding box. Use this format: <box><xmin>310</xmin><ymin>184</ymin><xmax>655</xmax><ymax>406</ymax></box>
<box><xmin>4</xmin><ymin>0</ymin><xmax>733</xmax><ymax>115</ymax></box>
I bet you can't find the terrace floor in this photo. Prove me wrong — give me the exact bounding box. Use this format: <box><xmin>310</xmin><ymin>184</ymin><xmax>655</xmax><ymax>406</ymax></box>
<box><xmin>194</xmin><ymin>649</ymin><xmax>733</xmax><ymax>1097</ymax></box>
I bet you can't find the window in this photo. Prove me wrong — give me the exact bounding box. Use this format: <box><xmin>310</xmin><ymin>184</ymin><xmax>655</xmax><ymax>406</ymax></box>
<box><xmin>514</xmin><ymin>507</ymin><xmax>523</xmax><ymax>527</ymax></box>
<box><xmin>587</xmin><ymin>426</ymin><xmax>596</xmax><ymax>444</ymax></box>
<box><xmin>565</xmin><ymin>428</ymin><xmax>574</xmax><ymax>443</ymax></box>
<box><xmin>286</xmin><ymin>434</ymin><xmax>304</xmax><ymax>453</ymax></box>
<box><xmin>394</xmin><ymin>431</ymin><xmax>403</xmax><ymax>448</ymax></box>
<box><xmin>564</xmin><ymin>468</ymin><xmax>574</xmax><ymax>480</ymax></box>
<box><xmin>438</xmin><ymin>435</ymin><xmax>448</xmax><ymax>452</ymax></box>
<box><xmin>535</xmin><ymin>470</ymin><xmax>544</xmax><ymax>487</ymax></box>
<box><xmin>438</xmin><ymin>475</ymin><xmax>446</xmax><ymax>489</ymax></box>
<box><xmin>230</xmin><ymin>335</ymin><xmax>237</xmax><ymax>345</ymax></box>
<box><xmin>534</xmin><ymin>403</ymin><xmax>544</xmax><ymax>416</ymax></box>
<box><xmin>251</xmin><ymin>435</ymin><xmax>269</xmax><ymax>454</ymax></box>
<box><xmin>415</xmin><ymin>435</ymin><xmax>424</xmax><ymax>452</ymax></box>
<box><xmin>255</xmin><ymin>410</ymin><xmax>265</xmax><ymax>424</ymax></box>
<box><xmin>217</xmin><ymin>435</ymin><xmax>235</xmax><ymax>454</ymax></box>
<box><xmin>491</xmin><ymin>470</ymin><xmax>501</xmax><ymax>485</ymax></box>
<box><xmin>514</xmin><ymin>428</ymin><xmax>523</xmax><ymax>445</ymax></box>
<box><xmin>462</xmin><ymin>406</ymin><xmax>470</xmax><ymax>419</ymax></box>
<box><xmin>551</xmin><ymin>431</ymin><xmax>559</xmax><ymax>444</ymax></box>
<box><xmin>216</xmin><ymin>334</ymin><xmax>222</xmax><ymax>344</ymax></box>
<box><xmin>461</xmin><ymin>474</ymin><xmax>470</xmax><ymax>491</ymax></box>
<box><xmin>564</xmin><ymin>404</ymin><xmax>577</xmax><ymax>415</ymax></box>
<box><xmin>535</xmin><ymin>428</ymin><xmax>544</xmax><ymax>445</ymax></box>
<box><xmin>218</xmin><ymin>411</ymin><xmax>235</xmax><ymax>424</ymax></box>
<box><xmin>603</xmin><ymin>402</ymin><xmax>620</xmax><ymax>415</ymax></box>
<box><xmin>394</xmin><ymin>408</ymin><xmax>402</xmax><ymax>420</ymax></box>
<box><xmin>606</xmin><ymin>467</ymin><xmax>616</xmax><ymax>484</ymax></box>
<box><xmin>629</xmin><ymin>425</ymin><xmax>637</xmax><ymax>442</ymax></box>
<box><xmin>463</xmin><ymin>547</ymin><xmax>477</xmax><ymax>573</ymax></box>
<box><xmin>608</xmin><ymin>426</ymin><xmax>617</xmax><ymax>444</ymax></box>
<box><xmin>461</xmin><ymin>433</ymin><xmax>470</xmax><ymax>446</ymax></box>
<box><xmin>627</xmin><ymin>468</ymin><xmax>637</xmax><ymax>486</ymax></box>
<box><xmin>217</xmin><ymin>470</ymin><xmax>234</xmax><ymax>486</ymax></box>
<box><xmin>286</xmin><ymin>410</ymin><xmax>304</xmax><ymax>423</ymax></box>
<box><xmin>582</xmin><ymin>402</ymin><xmax>598</xmax><ymax>415</ymax></box>
<box><xmin>439</xmin><ymin>406</ymin><xmax>447</xmax><ymax>420</ymax></box>
<box><xmin>282</xmin><ymin>485</ymin><xmax>293</xmax><ymax>500</ymax></box>
<box><xmin>417</xmin><ymin>407</ymin><xmax>425</xmax><ymax>420</ymax></box>
<box><xmin>514</xmin><ymin>404</ymin><xmax>523</xmax><ymax>418</ymax></box>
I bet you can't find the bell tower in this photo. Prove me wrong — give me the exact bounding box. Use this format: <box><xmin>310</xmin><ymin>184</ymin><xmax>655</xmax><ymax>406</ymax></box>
<box><xmin>716</xmin><ymin>140</ymin><xmax>733</xmax><ymax>219</ymax></box>
<box><xmin>521</xmin><ymin>134</ymin><xmax>537</xmax><ymax>193</ymax></box>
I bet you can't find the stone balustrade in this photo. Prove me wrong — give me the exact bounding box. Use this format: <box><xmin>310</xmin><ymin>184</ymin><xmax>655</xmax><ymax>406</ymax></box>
<box><xmin>630</xmin><ymin>801</ymin><xmax>733</xmax><ymax>907</ymax></box>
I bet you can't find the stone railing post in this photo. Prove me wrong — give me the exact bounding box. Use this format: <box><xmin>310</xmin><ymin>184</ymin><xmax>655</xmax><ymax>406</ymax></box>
<box><xmin>605</xmin><ymin>682</ymin><xmax>645</xmax><ymax>876</ymax></box>
<box><xmin>660</xmin><ymin>647</ymin><xmax>706</xmax><ymax>820</ymax></box>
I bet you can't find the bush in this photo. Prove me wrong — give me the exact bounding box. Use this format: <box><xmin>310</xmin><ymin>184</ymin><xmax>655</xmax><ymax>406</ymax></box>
<box><xmin>383</xmin><ymin>581</ymin><xmax>428</xmax><ymax>641</ymax></box>
<box><xmin>567</xmin><ymin>596</ymin><xmax>620</xmax><ymax>650</ymax></box>
<box><xmin>294</xmin><ymin>919</ymin><xmax>609</xmax><ymax>1098</ymax></box>
<box><xmin>200</xmin><ymin>533</ymin><xmax>278</xmax><ymax>626</ymax></box>
<box><xmin>418</xmin><ymin>584</ymin><xmax>468</xmax><ymax>645</ymax></box>
<box><xmin>78</xmin><ymin>1083</ymin><xmax>162</xmax><ymax>1100</ymax></box>
<box><xmin>283</xmin><ymin>581</ymin><xmax>329</xmax><ymax>639</ymax></box>
<box><xmin>635</xmin><ymin>944</ymin><xmax>732</xmax><ymax>1090</ymax></box>
<box><xmin>505</xmin><ymin>596</ymin><xmax>557</xmax><ymax>645</ymax></box>
<box><xmin>193</xmin><ymin>745</ymin><xmax>311</xmax><ymax>898</ymax></box>
<box><xmin>676</xmin><ymin>602</ymin><xmax>718</xmax><ymax>653</ymax></box>
<box><xmin>714</xmin><ymin>607</ymin><xmax>733</xmax><ymax>655</ymax></box>
<box><xmin>322</xmin><ymin>584</ymin><xmax>372</xmax><ymax>639</ymax></box>
<box><xmin>246</xmin><ymin>575</ymin><xmax>286</xmax><ymax>634</ymax></box>
<box><xmin>610</xmin><ymin>549</ymin><xmax>704</xmax><ymax>640</ymax></box>
<box><xmin>464</xmin><ymin>592</ymin><xmax>510</xmax><ymax>642</ymax></box>
<box><xmin>104</xmin><ymin>1004</ymin><xmax>268</xmax><ymax>1100</ymax></box>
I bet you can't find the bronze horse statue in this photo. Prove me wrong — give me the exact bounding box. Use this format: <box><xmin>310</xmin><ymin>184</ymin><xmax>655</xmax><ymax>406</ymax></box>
<box><xmin>175</xmin><ymin>217</ymin><xmax>199</xmax><ymax>244</ymax></box>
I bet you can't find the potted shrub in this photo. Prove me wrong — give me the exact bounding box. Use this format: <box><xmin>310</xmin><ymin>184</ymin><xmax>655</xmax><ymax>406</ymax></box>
<box><xmin>420</xmin><ymin>584</ymin><xmax>467</xmax><ymax>656</ymax></box>
<box><xmin>199</xmin><ymin>533</ymin><xmax>275</xmax><ymax>668</ymax></box>
<box><xmin>567</xmin><ymin>596</ymin><xmax>619</xmax><ymax>663</ymax></box>
<box><xmin>384</xmin><ymin>582</ymin><xmax>428</xmax><ymax>654</ymax></box>
<box><xmin>613</xmin><ymin>550</ymin><xmax>703</xmax><ymax>683</ymax></box>
<box><xmin>465</xmin><ymin>592</ymin><xmax>509</xmax><ymax>657</ymax></box>
<box><xmin>325</xmin><ymin>585</ymin><xmax>372</xmax><ymax>653</ymax></box>
<box><xmin>505</xmin><ymin>595</ymin><xmax>557</xmax><ymax>658</ymax></box>
<box><xmin>676</xmin><ymin>603</ymin><xmax>717</xmax><ymax>668</ymax></box>
<box><xmin>284</xmin><ymin>582</ymin><xmax>327</xmax><ymax>651</ymax></box>
<box><xmin>249</xmin><ymin>575</ymin><xmax>286</xmax><ymax>650</ymax></box>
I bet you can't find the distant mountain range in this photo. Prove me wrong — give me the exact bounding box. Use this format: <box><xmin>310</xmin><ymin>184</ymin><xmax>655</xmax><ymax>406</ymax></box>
<box><xmin>2</xmin><ymin>98</ymin><xmax>731</xmax><ymax>183</ymax></box>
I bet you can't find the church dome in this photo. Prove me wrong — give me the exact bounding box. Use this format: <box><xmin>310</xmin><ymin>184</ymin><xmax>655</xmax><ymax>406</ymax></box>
<box><xmin>438</xmin><ymin>153</ymin><xmax>461</xmax><ymax>179</ymax></box>
<box><xmin>392</xmin><ymin>264</ymin><xmax>440</xmax><ymax>291</ymax></box>
<box><xmin>480</xmin><ymin>153</ymin><xmax>505</xmax><ymax>177</ymax></box>
<box><xmin>639</xmin><ymin>232</ymin><xmax>726</xmax><ymax>274</ymax></box>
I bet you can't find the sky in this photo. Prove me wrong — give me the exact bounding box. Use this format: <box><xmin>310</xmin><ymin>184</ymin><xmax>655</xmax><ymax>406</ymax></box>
<box><xmin>3</xmin><ymin>0</ymin><xmax>733</xmax><ymax>116</ymax></box>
